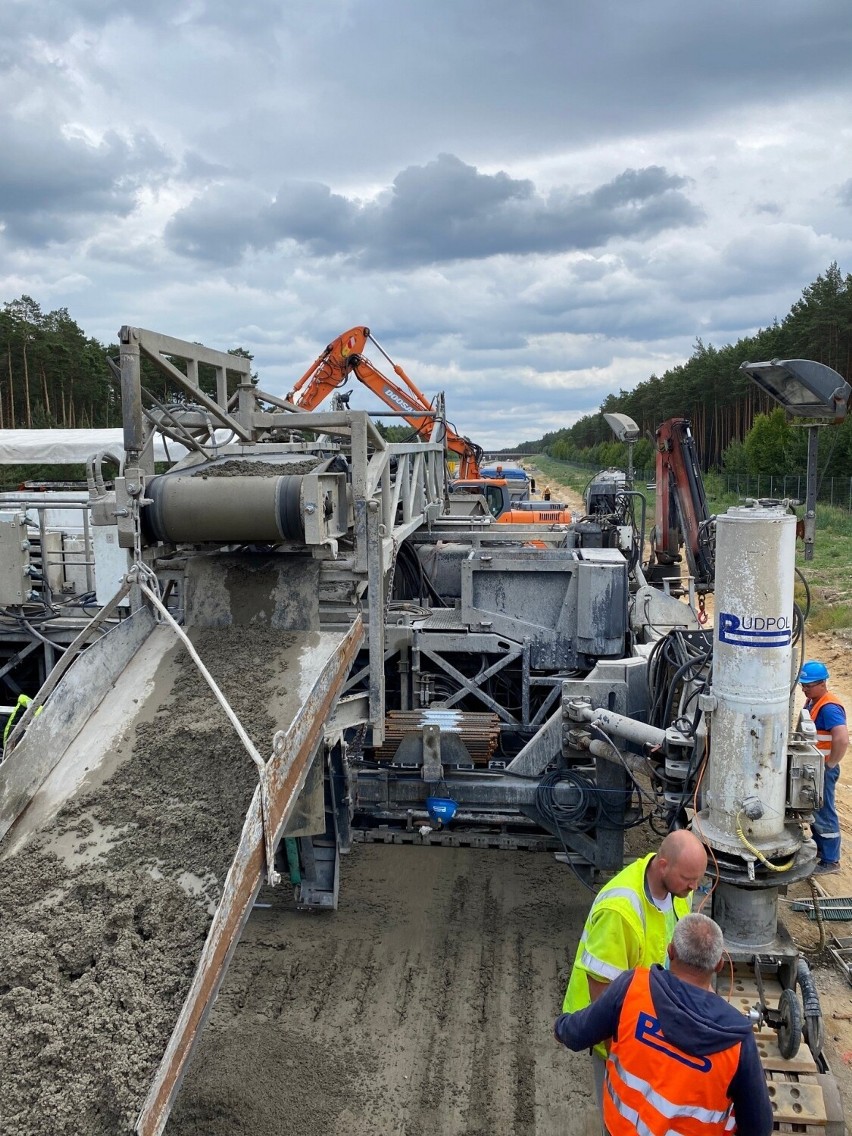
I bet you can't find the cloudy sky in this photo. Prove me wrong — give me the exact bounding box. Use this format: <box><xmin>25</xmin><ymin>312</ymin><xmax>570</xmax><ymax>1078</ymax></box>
<box><xmin>3</xmin><ymin>1</ymin><xmax>852</xmax><ymax>448</ymax></box>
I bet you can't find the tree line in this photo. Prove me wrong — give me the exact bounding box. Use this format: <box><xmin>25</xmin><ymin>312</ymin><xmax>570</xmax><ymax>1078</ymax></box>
<box><xmin>0</xmin><ymin>298</ymin><xmax>259</xmax><ymax>433</ymax></box>
<box><xmin>4</xmin><ymin>266</ymin><xmax>852</xmax><ymax>482</ymax></box>
<box><xmin>0</xmin><ymin>297</ymin><xmax>120</xmax><ymax>429</ymax></box>
<box><xmin>516</xmin><ymin>263</ymin><xmax>852</xmax><ymax>478</ymax></box>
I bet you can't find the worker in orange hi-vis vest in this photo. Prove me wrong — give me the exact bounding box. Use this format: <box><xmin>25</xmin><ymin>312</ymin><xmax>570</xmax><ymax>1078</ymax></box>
<box><xmin>554</xmin><ymin>913</ymin><xmax>773</xmax><ymax>1136</ymax></box>
<box><xmin>561</xmin><ymin>829</ymin><xmax>706</xmax><ymax>1130</ymax></box>
<box><xmin>799</xmin><ymin>659</ymin><xmax>849</xmax><ymax>874</ymax></box>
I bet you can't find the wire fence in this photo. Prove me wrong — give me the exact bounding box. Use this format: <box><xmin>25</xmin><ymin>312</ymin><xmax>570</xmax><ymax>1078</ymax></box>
<box><xmin>711</xmin><ymin>474</ymin><xmax>852</xmax><ymax>511</ymax></box>
<box><xmin>546</xmin><ymin>460</ymin><xmax>852</xmax><ymax>513</ymax></box>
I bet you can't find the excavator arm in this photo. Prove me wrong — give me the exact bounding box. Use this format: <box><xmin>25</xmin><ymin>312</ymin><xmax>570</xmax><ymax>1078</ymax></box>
<box><xmin>651</xmin><ymin>417</ymin><xmax>714</xmax><ymax>591</ymax></box>
<box><xmin>287</xmin><ymin>326</ymin><xmax>483</xmax><ymax>479</ymax></box>
<box><xmin>288</xmin><ymin>326</ymin><xmax>371</xmax><ymax>411</ymax></box>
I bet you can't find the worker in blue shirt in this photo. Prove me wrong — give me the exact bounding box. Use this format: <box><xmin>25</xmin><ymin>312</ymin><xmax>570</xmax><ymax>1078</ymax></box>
<box><xmin>799</xmin><ymin>660</ymin><xmax>848</xmax><ymax>874</ymax></box>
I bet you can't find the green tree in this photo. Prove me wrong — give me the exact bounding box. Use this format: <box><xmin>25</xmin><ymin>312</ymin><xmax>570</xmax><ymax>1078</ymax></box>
<box><xmin>744</xmin><ymin>409</ymin><xmax>790</xmax><ymax>474</ymax></box>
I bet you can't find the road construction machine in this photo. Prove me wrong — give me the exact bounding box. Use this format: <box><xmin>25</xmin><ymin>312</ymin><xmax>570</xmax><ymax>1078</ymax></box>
<box><xmin>0</xmin><ymin>326</ymin><xmax>843</xmax><ymax>1134</ymax></box>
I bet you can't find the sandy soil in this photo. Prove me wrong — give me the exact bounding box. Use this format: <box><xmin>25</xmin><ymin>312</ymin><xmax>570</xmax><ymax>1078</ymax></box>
<box><xmin>524</xmin><ymin>467</ymin><xmax>586</xmax><ymax>519</ymax></box>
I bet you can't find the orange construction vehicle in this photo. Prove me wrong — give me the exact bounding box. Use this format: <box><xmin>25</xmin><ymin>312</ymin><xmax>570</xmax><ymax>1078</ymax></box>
<box><xmin>288</xmin><ymin>327</ymin><xmax>572</xmax><ymax>526</ymax></box>
<box><xmin>287</xmin><ymin>326</ymin><xmax>484</xmax><ymax>479</ymax></box>
<box><xmin>647</xmin><ymin>417</ymin><xmax>714</xmax><ymax>592</ymax></box>
<box><xmin>448</xmin><ymin>479</ymin><xmax>572</xmax><ymax>525</ymax></box>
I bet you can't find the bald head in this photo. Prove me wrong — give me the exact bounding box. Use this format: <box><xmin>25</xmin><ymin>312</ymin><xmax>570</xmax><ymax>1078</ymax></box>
<box><xmin>659</xmin><ymin>829</ymin><xmax>707</xmax><ymax>867</ymax></box>
<box><xmin>654</xmin><ymin>830</ymin><xmax>708</xmax><ymax>899</ymax></box>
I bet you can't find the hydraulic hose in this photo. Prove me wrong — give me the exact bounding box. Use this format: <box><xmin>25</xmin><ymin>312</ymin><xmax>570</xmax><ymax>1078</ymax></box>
<box><xmin>797</xmin><ymin>958</ymin><xmax>822</xmax><ymax>1017</ymax></box>
<box><xmin>796</xmin><ymin>957</ymin><xmax>825</xmax><ymax>1057</ymax></box>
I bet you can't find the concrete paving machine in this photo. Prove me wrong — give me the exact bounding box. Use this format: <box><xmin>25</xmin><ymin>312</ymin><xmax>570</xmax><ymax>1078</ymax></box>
<box><xmin>0</xmin><ymin>326</ymin><xmax>843</xmax><ymax>1133</ymax></box>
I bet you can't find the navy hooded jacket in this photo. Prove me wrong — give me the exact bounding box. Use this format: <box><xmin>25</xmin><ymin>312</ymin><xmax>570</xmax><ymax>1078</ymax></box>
<box><xmin>554</xmin><ymin>964</ymin><xmax>773</xmax><ymax>1136</ymax></box>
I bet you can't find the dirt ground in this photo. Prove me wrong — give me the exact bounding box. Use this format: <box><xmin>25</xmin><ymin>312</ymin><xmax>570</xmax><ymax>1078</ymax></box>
<box><xmin>524</xmin><ymin>467</ymin><xmax>586</xmax><ymax>518</ymax></box>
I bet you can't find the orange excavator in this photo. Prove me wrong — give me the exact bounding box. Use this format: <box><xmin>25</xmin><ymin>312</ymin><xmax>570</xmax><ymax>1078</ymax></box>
<box><xmin>288</xmin><ymin>326</ymin><xmax>572</xmax><ymax>525</ymax></box>
<box><xmin>287</xmin><ymin>326</ymin><xmax>484</xmax><ymax>479</ymax></box>
<box><xmin>647</xmin><ymin>417</ymin><xmax>715</xmax><ymax>592</ymax></box>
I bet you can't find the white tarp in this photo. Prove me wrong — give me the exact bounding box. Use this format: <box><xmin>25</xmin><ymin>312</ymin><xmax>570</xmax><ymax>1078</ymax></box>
<box><xmin>0</xmin><ymin>430</ymin><xmax>188</xmax><ymax>465</ymax></box>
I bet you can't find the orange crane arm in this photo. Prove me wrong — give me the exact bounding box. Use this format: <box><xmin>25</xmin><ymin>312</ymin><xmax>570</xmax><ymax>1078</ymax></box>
<box><xmin>288</xmin><ymin>326</ymin><xmax>482</xmax><ymax>478</ymax></box>
<box><xmin>288</xmin><ymin>326</ymin><xmax>371</xmax><ymax>409</ymax></box>
<box><xmin>653</xmin><ymin>417</ymin><xmax>714</xmax><ymax>589</ymax></box>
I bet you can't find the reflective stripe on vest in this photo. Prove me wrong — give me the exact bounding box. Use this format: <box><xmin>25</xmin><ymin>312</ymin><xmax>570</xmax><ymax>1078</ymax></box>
<box><xmin>563</xmin><ymin>854</ymin><xmax>691</xmax><ymax>1016</ymax></box>
<box><xmin>603</xmin><ymin>968</ymin><xmax>739</xmax><ymax>1136</ymax></box>
<box><xmin>807</xmin><ymin>693</ymin><xmax>844</xmax><ymax>758</ymax></box>
<box><xmin>579</xmin><ymin>887</ymin><xmax>647</xmax><ymax>978</ymax></box>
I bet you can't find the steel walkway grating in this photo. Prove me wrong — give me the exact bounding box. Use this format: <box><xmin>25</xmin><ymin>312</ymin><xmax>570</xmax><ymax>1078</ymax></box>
<box><xmin>790</xmin><ymin>896</ymin><xmax>852</xmax><ymax>921</ymax></box>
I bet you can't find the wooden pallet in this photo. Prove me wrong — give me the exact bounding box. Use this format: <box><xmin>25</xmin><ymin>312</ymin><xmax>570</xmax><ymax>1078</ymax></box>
<box><xmin>717</xmin><ymin>967</ymin><xmax>829</xmax><ymax>1133</ymax></box>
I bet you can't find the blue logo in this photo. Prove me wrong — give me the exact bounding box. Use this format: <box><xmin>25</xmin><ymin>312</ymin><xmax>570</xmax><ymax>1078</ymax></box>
<box><xmin>635</xmin><ymin>1012</ymin><xmax>711</xmax><ymax>1071</ymax></box>
<box><xmin>718</xmin><ymin>611</ymin><xmax>791</xmax><ymax>648</ymax></box>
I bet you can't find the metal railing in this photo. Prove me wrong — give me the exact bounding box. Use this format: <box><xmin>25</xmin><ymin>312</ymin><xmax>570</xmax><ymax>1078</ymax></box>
<box><xmin>0</xmin><ymin>497</ymin><xmax>96</xmax><ymax>599</ymax></box>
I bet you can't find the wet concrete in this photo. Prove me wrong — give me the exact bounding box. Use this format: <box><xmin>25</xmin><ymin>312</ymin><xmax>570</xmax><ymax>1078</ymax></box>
<box><xmin>165</xmin><ymin>844</ymin><xmax>595</xmax><ymax>1136</ymax></box>
<box><xmin>195</xmin><ymin>458</ymin><xmax>319</xmax><ymax>478</ymax></box>
<box><xmin>0</xmin><ymin>626</ymin><xmax>294</xmax><ymax>1134</ymax></box>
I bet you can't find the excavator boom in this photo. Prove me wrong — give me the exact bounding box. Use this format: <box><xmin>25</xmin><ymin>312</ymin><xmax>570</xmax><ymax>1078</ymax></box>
<box><xmin>289</xmin><ymin>326</ymin><xmax>371</xmax><ymax>410</ymax></box>
<box><xmin>651</xmin><ymin>417</ymin><xmax>714</xmax><ymax>590</ymax></box>
<box><xmin>287</xmin><ymin>326</ymin><xmax>483</xmax><ymax>479</ymax></box>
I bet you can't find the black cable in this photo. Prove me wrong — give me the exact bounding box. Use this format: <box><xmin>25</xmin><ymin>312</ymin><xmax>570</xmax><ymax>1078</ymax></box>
<box><xmin>534</xmin><ymin>778</ymin><xmax>599</xmax><ymax>895</ymax></box>
<box><xmin>396</xmin><ymin>542</ymin><xmax>448</xmax><ymax>608</ymax></box>
<box><xmin>795</xmin><ymin>567</ymin><xmax>811</xmax><ymax>621</ymax></box>
<box><xmin>532</xmin><ymin>768</ymin><xmax>658</xmax><ymax>891</ymax></box>
<box><xmin>646</xmin><ymin>629</ymin><xmax>711</xmax><ymax>732</ymax></box>
<box><xmin>535</xmin><ymin>768</ymin><xmax>599</xmax><ymax>833</ymax></box>
<box><xmin>669</xmin><ymin>746</ymin><xmax>709</xmax><ymax>829</ymax></box>
<box><xmin>661</xmin><ymin>649</ymin><xmax>712</xmax><ymax>733</ymax></box>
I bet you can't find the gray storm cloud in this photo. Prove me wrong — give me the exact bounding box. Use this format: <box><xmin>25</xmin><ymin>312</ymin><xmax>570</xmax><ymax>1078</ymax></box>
<box><xmin>165</xmin><ymin>155</ymin><xmax>703</xmax><ymax>267</ymax></box>
<box><xmin>0</xmin><ymin>122</ymin><xmax>170</xmax><ymax>245</ymax></box>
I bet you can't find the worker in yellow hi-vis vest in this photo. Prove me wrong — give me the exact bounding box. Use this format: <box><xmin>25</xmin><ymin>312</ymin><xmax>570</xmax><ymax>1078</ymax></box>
<box><xmin>3</xmin><ymin>693</ymin><xmax>43</xmax><ymax>749</ymax></box>
<box><xmin>561</xmin><ymin>830</ymin><xmax>708</xmax><ymax>1130</ymax></box>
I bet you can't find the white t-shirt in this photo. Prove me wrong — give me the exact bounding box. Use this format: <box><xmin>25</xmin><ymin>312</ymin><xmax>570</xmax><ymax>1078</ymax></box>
<box><xmin>645</xmin><ymin>877</ymin><xmax>676</xmax><ymax>967</ymax></box>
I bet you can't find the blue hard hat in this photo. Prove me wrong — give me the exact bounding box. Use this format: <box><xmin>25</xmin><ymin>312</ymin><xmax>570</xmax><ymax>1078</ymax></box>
<box><xmin>799</xmin><ymin>660</ymin><xmax>829</xmax><ymax>684</ymax></box>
